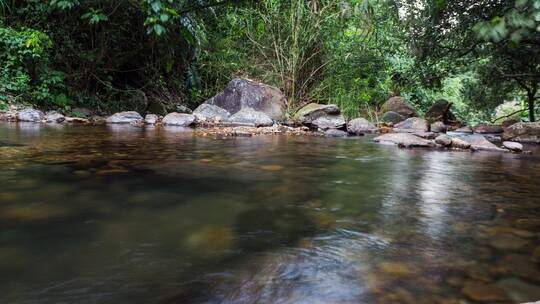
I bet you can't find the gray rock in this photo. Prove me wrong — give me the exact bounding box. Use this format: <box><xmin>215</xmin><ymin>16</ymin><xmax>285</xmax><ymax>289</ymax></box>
<box><xmin>502</xmin><ymin>122</ymin><xmax>540</xmax><ymax>143</ymax></box>
<box><xmin>431</xmin><ymin>121</ymin><xmax>448</xmax><ymax>133</ymax></box>
<box><xmin>454</xmin><ymin>126</ymin><xmax>473</xmax><ymax>134</ymax></box>
<box><xmin>373</xmin><ymin>133</ymin><xmax>434</xmax><ymax>148</ymax></box>
<box><xmin>106</xmin><ymin>111</ymin><xmax>143</xmax><ymax>124</ymax></box>
<box><xmin>229</xmin><ymin>107</ymin><xmax>273</xmax><ymax>127</ymax></box>
<box><xmin>451</xmin><ymin>137</ymin><xmax>471</xmax><ymax>149</ymax></box>
<box><xmin>205</xmin><ymin>78</ymin><xmax>287</xmax><ymax>120</ymax></box>
<box><xmin>295</xmin><ymin>103</ymin><xmax>345</xmax><ymax>130</ymax></box>
<box><xmin>325</xmin><ymin>129</ymin><xmax>348</xmax><ymax>137</ymax></box>
<box><xmin>412</xmin><ymin>131</ymin><xmax>437</xmax><ymax>139</ymax></box>
<box><xmin>193</xmin><ymin>104</ymin><xmax>231</xmax><ymax>123</ymax></box>
<box><xmin>347</xmin><ymin>118</ymin><xmax>377</xmax><ymax>135</ymax></box>
<box><xmin>473</xmin><ymin>123</ymin><xmax>503</xmax><ymax>134</ymax></box>
<box><xmin>497</xmin><ymin>278</ymin><xmax>540</xmax><ymax>304</ymax></box>
<box><xmin>45</xmin><ymin>111</ymin><xmax>65</xmax><ymax>123</ymax></box>
<box><xmin>381</xmin><ymin>111</ymin><xmax>406</xmax><ymax>124</ymax></box>
<box><xmin>394</xmin><ymin>117</ymin><xmax>429</xmax><ymax>132</ymax></box>
<box><xmin>144</xmin><ymin>114</ymin><xmax>159</xmax><ymax>125</ymax></box>
<box><xmin>380</xmin><ymin>96</ymin><xmax>417</xmax><ymax>117</ymax></box>
<box><xmin>461</xmin><ymin>134</ymin><xmax>508</xmax><ymax>152</ymax></box>
<box><xmin>162</xmin><ymin>112</ymin><xmax>195</xmax><ymax>126</ymax></box>
<box><xmin>502</xmin><ymin>141</ymin><xmax>523</xmax><ymax>152</ymax></box>
<box><xmin>435</xmin><ymin>134</ymin><xmax>453</xmax><ymax>146</ymax></box>
<box><xmin>17</xmin><ymin>108</ymin><xmax>44</xmax><ymax>122</ymax></box>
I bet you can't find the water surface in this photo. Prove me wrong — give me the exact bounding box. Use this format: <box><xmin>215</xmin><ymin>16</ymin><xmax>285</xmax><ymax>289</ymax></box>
<box><xmin>1</xmin><ymin>122</ymin><xmax>540</xmax><ymax>304</ymax></box>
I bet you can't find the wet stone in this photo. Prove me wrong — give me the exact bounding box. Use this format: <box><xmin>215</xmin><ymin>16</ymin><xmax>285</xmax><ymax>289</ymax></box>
<box><xmin>497</xmin><ymin>278</ymin><xmax>540</xmax><ymax>304</ymax></box>
<box><xmin>489</xmin><ymin>234</ymin><xmax>530</xmax><ymax>251</ymax></box>
<box><xmin>378</xmin><ymin>262</ymin><xmax>414</xmax><ymax>277</ymax></box>
<box><xmin>462</xmin><ymin>280</ymin><xmax>508</xmax><ymax>302</ymax></box>
<box><xmin>515</xmin><ymin>219</ymin><xmax>540</xmax><ymax>231</ymax></box>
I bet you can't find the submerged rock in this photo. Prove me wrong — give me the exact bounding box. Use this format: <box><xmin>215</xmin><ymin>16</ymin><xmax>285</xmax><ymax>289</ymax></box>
<box><xmin>144</xmin><ymin>114</ymin><xmax>158</xmax><ymax>125</ymax></box>
<box><xmin>502</xmin><ymin>122</ymin><xmax>540</xmax><ymax>143</ymax></box>
<box><xmin>373</xmin><ymin>133</ymin><xmax>434</xmax><ymax>148</ymax></box>
<box><xmin>347</xmin><ymin>118</ymin><xmax>377</xmax><ymax>135</ymax></box>
<box><xmin>461</xmin><ymin>134</ymin><xmax>508</xmax><ymax>152</ymax></box>
<box><xmin>394</xmin><ymin>117</ymin><xmax>429</xmax><ymax>132</ymax></box>
<box><xmin>17</xmin><ymin>109</ymin><xmax>44</xmax><ymax>122</ymax></box>
<box><xmin>451</xmin><ymin>137</ymin><xmax>471</xmax><ymax>149</ymax></box>
<box><xmin>497</xmin><ymin>278</ymin><xmax>540</xmax><ymax>303</ymax></box>
<box><xmin>106</xmin><ymin>111</ymin><xmax>143</xmax><ymax>124</ymax></box>
<box><xmin>380</xmin><ymin>96</ymin><xmax>417</xmax><ymax>117</ymax></box>
<box><xmin>229</xmin><ymin>107</ymin><xmax>273</xmax><ymax>127</ymax></box>
<box><xmin>205</xmin><ymin>78</ymin><xmax>287</xmax><ymax>121</ymax></box>
<box><xmin>435</xmin><ymin>134</ymin><xmax>452</xmax><ymax>146</ymax></box>
<box><xmin>193</xmin><ymin>104</ymin><xmax>231</xmax><ymax>123</ymax></box>
<box><xmin>502</xmin><ymin>141</ymin><xmax>523</xmax><ymax>152</ymax></box>
<box><xmin>462</xmin><ymin>280</ymin><xmax>508</xmax><ymax>302</ymax></box>
<box><xmin>162</xmin><ymin>112</ymin><xmax>196</xmax><ymax>126</ymax></box>
<box><xmin>45</xmin><ymin>111</ymin><xmax>65</xmax><ymax>123</ymax></box>
<box><xmin>473</xmin><ymin>124</ymin><xmax>503</xmax><ymax>134</ymax></box>
<box><xmin>381</xmin><ymin>111</ymin><xmax>406</xmax><ymax>124</ymax></box>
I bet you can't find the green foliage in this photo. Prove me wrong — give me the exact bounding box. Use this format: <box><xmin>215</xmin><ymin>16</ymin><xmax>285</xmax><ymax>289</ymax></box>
<box><xmin>0</xmin><ymin>25</ymin><xmax>66</xmax><ymax>106</ymax></box>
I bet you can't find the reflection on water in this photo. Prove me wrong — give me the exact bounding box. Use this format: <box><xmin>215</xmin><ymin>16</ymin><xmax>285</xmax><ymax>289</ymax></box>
<box><xmin>1</xmin><ymin>122</ymin><xmax>540</xmax><ymax>304</ymax></box>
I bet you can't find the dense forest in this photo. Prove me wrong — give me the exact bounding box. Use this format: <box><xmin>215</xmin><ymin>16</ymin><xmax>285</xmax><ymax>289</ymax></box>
<box><xmin>1</xmin><ymin>0</ymin><xmax>539</xmax><ymax>124</ymax></box>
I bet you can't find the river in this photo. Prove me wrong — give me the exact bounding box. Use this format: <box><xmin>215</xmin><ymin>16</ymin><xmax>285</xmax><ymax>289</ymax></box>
<box><xmin>1</xmin><ymin>122</ymin><xmax>539</xmax><ymax>304</ymax></box>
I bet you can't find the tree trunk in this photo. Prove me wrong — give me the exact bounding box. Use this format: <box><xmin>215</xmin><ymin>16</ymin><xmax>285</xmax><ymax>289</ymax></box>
<box><xmin>528</xmin><ymin>90</ymin><xmax>536</xmax><ymax>122</ymax></box>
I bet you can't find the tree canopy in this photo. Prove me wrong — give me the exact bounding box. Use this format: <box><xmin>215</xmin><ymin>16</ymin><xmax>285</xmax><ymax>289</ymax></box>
<box><xmin>1</xmin><ymin>0</ymin><xmax>539</xmax><ymax>122</ymax></box>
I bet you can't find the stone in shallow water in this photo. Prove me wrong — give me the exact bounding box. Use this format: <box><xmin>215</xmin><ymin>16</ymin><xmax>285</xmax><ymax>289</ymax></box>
<box><xmin>450</xmin><ymin>137</ymin><xmax>471</xmax><ymax>149</ymax></box>
<box><xmin>373</xmin><ymin>133</ymin><xmax>434</xmax><ymax>148</ymax></box>
<box><xmin>106</xmin><ymin>111</ymin><xmax>143</xmax><ymax>124</ymax></box>
<box><xmin>378</xmin><ymin>262</ymin><xmax>414</xmax><ymax>276</ymax></box>
<box><xmin>325</xmin><ymin>129</ymin><xmax>348</xmax><ymax>137</ymax></box>
<box><xmin>45</xmin><ymin>111</ymin><xmax>65</xmax><ymax>123</ymax></box>
<box><xmin>186</xmin><ymin>226</ymin><xmax>234</xmax><ymax>255</ymax></box>
<box><xmin>144</xmin><ymin>114</ymin><xmax>158</xmax><ymax>124</ymax></box>
<box><xmin>497</xmin><ymin>278</ymin><xmax>540</xmax><ymax>303</ymax></box>
<box><xmin>260</xmin><ymin>165</ymin><xmax>284</xmax><ymax>171</ymax></box>
<box><xmin>162</xmin><ymin>112</ymin><xmax>196</xmax><ymax>126</ymax></box>
<box><xmin>193</xmin><ymin>103</ymin><xmax>231</xmax><ymax>122</ymax></box>
<box><xmin>435</xmin><ymin>134</ymin><xmax>452</xmax><ymax>146</ymax></box>
<box><xmin>500</xmin><ymin>254</ymin><xmax>540</xmax><ymax>282</ymax></box>
<box><xmin>17</xmin><ymin>108</ymin><xmax>44</xmax><ymax>122</ymax></box>
<box><xmin>533</xmin><ymin>246</ymin><xmax>540</xmax><ymax>262</ymax></box>
<box><xmin>462</xmin><ymin>280</ymin><xmax>508</xmax><ymax>302</ymax></box>
<box><xmin>515</xmin><ymin>219</ymin><xmax>540</xmax><ymax>231</ymax></box>
<box><xmin>230</xmin><ymin>107</ymin><xmax>273</xmax><ymax>127</ymax></box>
<box><xmin>489</xmin><ymin>234</ymin><xmax>530</xmax><ymax>250</ymax></box>
<box><xmin>394</xmin><ymin>117</ymin><xmax>429</xmax><ymax>132</ymax></box>
<box><xmin>461</xmin><ymin>134</ymin><xmax>508</xmax><ymax>152</ymax></box>
<box><xmin>503</xmin><ymin>141</ymin><xmax>523</xmax><ymax>152</ymax></box>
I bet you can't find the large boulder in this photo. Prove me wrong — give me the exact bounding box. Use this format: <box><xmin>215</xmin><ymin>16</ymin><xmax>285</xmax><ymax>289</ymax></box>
<box><xmin>502</xmin><ymin>122</ymin><xmax>540</xmax><ymax>143</ymax></box>
<box><xmin>295</xmin><ymin>103</ymin><xmax>345</xmax><ymax>130</ymax></box>
<box><xmin>381</xmin><ymin>111</ymin><xmax>406</xmax><ymax>124</ymax></box>
<box><xmin>373</xmin><ymin>133</ymin><xmax>434</xmax><ymax>148</ymax></box>
<box><xmin>473</xmin><ymin>124</ymin><xmax>503</xmax><ymax>134</ymax></box>
<box><xmin>106</xmin><ymin>111</ymin><xmax>143</xmax><ymax>124</ymax></box>
<box><xmin>229</xmin><ymin>107</ymin><xmax>273</xmax><ymax>127</ymax></box>
<box><xmin>461</xmin><ymin>134</ymin><xmax>508</xmax><ymax>152</ymax></box>
<box><xmin>394</xmin><ymin>117</ymin><xmax>429</xmax><ymax>132</ymax></box>
<box><xmin>435</xmin><ymin>134</ymin><xmax>453</xmax><ymax>146</ymax></box>
<box><xmin>431</xmin><ymin>121</ymin><xmax>449</xmax><ymax>133</ymax></box>
<box><xmin>205</xmin><ymin>78</ymin><xmax>287</xmax><ymax>121</ymax></box>
<box><xmin>425</xmin><ymin>99</ymin><xmax>457</xmax><ymax>124</ymax></box>
<box><xmin>162</xmin><ymin>113</ymin><xmax>195</xmax><ymax>126</ymax></box>
<box><xmin>380</xmin><ymin>96</ymin><xmax>417</xmax><ymax>117</ymax></box>
<box><xmin>347</xmin><ymin>118</ymin><xmax>378</xmax><ymax>135</ymax></box>
<box><xmin>17</xmin><ymin>108</ymin><xmax>44</xmax><ymax>122</ymax></box>
<box><xmin>193</xmin><ymin>104</ymin><xmax>231</xmax><ymax>123</ymax></box>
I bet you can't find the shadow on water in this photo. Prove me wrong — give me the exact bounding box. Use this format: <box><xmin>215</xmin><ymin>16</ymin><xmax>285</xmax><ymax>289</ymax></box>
<box><xmin>1</xmin><ymin>122</ymin><xmax>540</xmax><ymax>304</ymax></box>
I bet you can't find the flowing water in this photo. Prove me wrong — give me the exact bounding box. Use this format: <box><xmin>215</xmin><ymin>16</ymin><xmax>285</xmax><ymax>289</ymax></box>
<box><xmin>1</xmin><ymin>122</ymin><xmax>540</xmax><ymax>304</ymax></box>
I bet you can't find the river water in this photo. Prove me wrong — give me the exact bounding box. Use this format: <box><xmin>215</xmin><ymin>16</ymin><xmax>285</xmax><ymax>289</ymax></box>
<box><xmin>1</xmin><ymin>122</ymin><xmax>540</xmax><ymax>304</ymax></box>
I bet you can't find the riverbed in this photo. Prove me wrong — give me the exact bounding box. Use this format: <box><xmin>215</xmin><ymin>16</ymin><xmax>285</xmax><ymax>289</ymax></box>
<box><xmin>1</xmin><ymin>122</ymin><xmax>540</xmax><ymax>304</ymax></box>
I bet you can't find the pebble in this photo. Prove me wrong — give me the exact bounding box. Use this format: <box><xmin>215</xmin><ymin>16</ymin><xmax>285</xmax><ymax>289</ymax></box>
<box><xmin>260</xmin><ymin>165</ymin><xmax>284</xmax><ymax>171</ymax></box>
<box><xmin>489</xmin><ymin>234</ymin><xmax>530</xmax><ymax>251</ymax></box>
